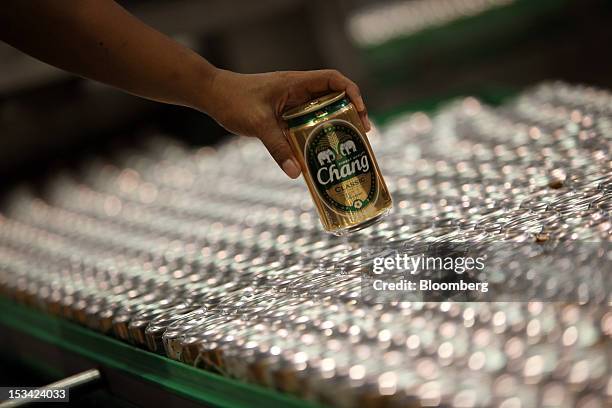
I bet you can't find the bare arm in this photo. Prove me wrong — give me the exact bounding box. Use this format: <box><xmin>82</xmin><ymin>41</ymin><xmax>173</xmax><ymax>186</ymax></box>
<box><xmin>0</xmin><ymin>0</ymin><xmax>215</xmax><ymax>109</ymax></box>
<box><xmin>0</xmin><ymin>0</ymin><xmax>370</xmax><ymax>179</ymax></box>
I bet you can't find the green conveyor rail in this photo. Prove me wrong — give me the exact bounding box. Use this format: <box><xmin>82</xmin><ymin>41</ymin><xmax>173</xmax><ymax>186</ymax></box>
<box><xmin>0</xmin><ymin>297</ymin><xmax>323</xmax><ymax>408</ymax></box>
<box><xmin>359</xmin><ymin>0</ymin><xmax>571</xmax><ymax>124</ymax></box>
<box><xmin>360</xmin><ymin>0</ymin><xmax>572</xmax><ymax>108</ymax></box>
<box><xmin>361</xmin><ymin>0</ymin><xmax>570</xmax><ymax>65</ymax></box>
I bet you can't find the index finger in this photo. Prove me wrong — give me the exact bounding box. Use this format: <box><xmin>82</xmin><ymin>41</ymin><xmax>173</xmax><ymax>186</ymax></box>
<box><xmin>329</xmin><ymin>74</ymin><xmax>366</xmax><ymax>114</ymax></box>
<box><xmin>300</xmin><ymin>70</ymin><xmax>370</xmax><ymax>129</ymax></box>
<box><xmin>302</xmin><ymin>70</ymin><xmax>365</xmax><ymax>110</ymax></box>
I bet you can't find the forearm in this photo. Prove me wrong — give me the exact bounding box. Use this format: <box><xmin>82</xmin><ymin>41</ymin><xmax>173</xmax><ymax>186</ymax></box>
<box><xmin>0</xmin><ymin>0</ymin><xmax>216</xmax><ymax>112</ymax></box>
<box><xmin>1</xmin><ymin>0</ymin><xmax>369</xmax><ymax>179</ymax></box>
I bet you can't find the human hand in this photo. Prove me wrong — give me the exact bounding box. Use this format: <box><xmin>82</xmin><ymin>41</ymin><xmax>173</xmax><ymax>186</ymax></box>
<box><xmin>204</xmin><ymin>69</ymin><xmax>370</xmax><ymax>179</ymax></box>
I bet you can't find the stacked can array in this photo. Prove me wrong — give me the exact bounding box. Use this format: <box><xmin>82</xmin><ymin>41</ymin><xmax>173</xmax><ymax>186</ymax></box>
<box><xmin>0</xmin><ymin>82</ymin><xmax>610</xmax><ymax>407</ymax></box>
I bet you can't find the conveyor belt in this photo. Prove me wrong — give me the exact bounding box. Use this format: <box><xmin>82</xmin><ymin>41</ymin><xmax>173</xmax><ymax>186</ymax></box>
<box><xmin>0</xmin><ymin>82</ymin><xmax>610</xmax><ymax>407</ymax></box>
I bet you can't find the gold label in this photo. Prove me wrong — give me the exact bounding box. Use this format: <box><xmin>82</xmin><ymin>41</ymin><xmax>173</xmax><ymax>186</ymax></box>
<box><xmin>305</xmin><ymin>119</ymin><xmax>378</xmax><ymax>214</ymax></box>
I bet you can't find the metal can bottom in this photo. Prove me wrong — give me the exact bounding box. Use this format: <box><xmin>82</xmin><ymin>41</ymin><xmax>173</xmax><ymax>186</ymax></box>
<box><xmin>329</xmin><ymin>207</ymin><xmax>392</xmax><ymax>236</ymax></box>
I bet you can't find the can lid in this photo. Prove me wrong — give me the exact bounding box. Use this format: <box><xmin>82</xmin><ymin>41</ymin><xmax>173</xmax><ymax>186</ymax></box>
<box><xmin>281</xmin><ymin>91</ymin><xmax>347</xmax><ymax>120</ymax></box>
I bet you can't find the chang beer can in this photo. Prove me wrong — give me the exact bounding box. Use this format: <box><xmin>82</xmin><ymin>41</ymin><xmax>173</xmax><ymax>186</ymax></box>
<box><xmin>282</xmin><ymin>91</ymin><xmax>393</xmax><ymax>235</ymax></box>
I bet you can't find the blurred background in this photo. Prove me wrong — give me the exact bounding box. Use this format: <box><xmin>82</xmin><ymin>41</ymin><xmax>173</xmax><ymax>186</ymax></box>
<box><xmin>1</xmin><ymin>0</ymin><xmax>611</xmax><ymax>188</ymax></box>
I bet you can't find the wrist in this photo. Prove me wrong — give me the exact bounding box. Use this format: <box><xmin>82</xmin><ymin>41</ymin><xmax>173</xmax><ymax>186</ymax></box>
<box><xmin>191</xmin><ymin>64</ymin><xmax>229</xmax><ymax>116</ymax></box>
<box><xmin>181</xmin><ymin>56</ymin><xmax>220</xmax><ymax>114</ymax></box>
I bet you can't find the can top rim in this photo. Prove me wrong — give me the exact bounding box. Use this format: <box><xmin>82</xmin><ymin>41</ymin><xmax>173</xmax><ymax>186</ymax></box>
<box><xmin>281</xmin><ymin>91</ymin><xmax>347</xmax><ymax>120</ymax></box>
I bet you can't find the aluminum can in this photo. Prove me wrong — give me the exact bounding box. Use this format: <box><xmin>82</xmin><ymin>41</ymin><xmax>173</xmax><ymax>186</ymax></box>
<box><xmin>282</xmin><ymin>91</ymin><xmax>392</xmax><ymax>235</ymax></box>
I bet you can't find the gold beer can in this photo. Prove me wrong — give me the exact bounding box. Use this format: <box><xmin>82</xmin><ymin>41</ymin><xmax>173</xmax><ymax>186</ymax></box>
<box><xmin>282</xmin><ymin>91</ymin><xmax>393</xmax><ymax>235</ymax></box>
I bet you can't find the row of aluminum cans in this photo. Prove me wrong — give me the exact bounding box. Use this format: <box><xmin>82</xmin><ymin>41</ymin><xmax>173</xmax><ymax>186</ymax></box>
<box><xmin>0</xmin><ymin>82</ymin><xmax>610</xmax><ymax>407</ymax></box>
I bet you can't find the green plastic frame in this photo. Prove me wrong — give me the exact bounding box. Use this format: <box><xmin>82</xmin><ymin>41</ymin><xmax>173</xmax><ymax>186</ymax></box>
<box><xmin>0</xmin><ymin>297</ymin><xmax>323</xmax><ymax>408</ymax></box>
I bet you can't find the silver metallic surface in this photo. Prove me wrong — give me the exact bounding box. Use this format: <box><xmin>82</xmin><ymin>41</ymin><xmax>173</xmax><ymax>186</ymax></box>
<box><xmin>0</xmin><ymin>82</ymin><xmax>610</xmax><ymax>407</ymax></box>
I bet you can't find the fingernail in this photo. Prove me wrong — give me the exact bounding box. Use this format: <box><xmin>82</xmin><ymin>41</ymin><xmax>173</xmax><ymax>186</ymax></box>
<box><xmin>282</xmin><ymin>158</ymin><xmax>301</xmax><ymax>179</ymax></box>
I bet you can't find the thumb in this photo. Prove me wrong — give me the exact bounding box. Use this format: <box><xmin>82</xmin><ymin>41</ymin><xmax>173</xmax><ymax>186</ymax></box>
<box><xmin>259</xmin><ymin>127</ymin><xmax>301</xmax><ymax>179</ymax></box>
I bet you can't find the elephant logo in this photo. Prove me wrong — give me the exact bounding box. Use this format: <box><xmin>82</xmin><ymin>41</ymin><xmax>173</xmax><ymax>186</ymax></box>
<box><xmin>339</xmin><ymin>140</ymin><xmax>357</xmax><ymax>156</ymax></box>
<box><xmin>317</xmin><ymin>148</ymin><xmax>336</xmax><ymax>165</ymax></box>
<box><xmin>305</xmin><ymin>119</ymin><xmax>378</xmax><ymax>214</ymax></box>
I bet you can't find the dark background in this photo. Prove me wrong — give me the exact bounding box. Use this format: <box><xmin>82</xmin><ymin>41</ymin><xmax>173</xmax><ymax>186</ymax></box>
<box><xmin>0</xmin><ymin>0</ymin><xmax>611</xmax><ymax>401</ymax></box>
<box><xmin>1</xmin><ymin>0</ymin><xmax>611</xmax><ymax>189</ymax></box>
